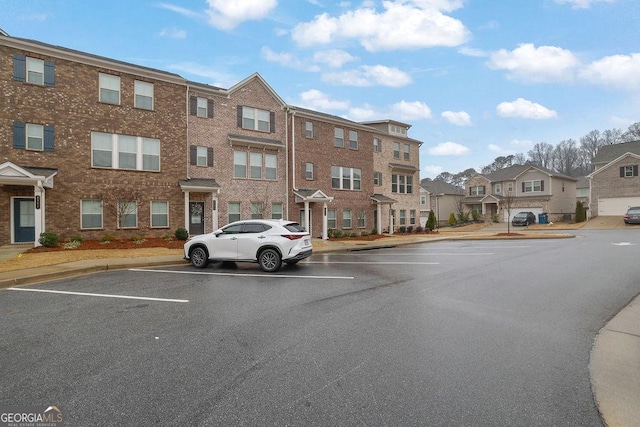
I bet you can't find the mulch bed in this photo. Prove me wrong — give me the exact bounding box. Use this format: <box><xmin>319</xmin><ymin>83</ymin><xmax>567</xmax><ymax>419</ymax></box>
<box><xmin>26</xmin><ymin>237</ymin><xmax>185</xmax><ymax>253</ymax></box>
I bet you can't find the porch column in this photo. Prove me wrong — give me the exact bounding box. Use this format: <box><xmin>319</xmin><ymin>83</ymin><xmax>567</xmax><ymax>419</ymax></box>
<box><xmin>34</xmin><ymin>184</ymin><xmax>44</xmax><ymax>247</ymax></box>
<box><xmin>322</xmin><ymin>202</ymin><xmax>328</xmax><ymax>240</ymax></box>
<box><xmin>376</xmin><ymin>204</ymin><xmax>382</xmax><ymax>235</ymax></box>
<box><xmin>388</xmin><ymin>206</ymin><xmax>394</xmax><ymax>235</ymax></box>
<box><xmin>183</xmin><ymin>191</ymin><xmax>190</xmax><ymax>230</ymax></box>
<box><xmin>211</xmin><ymin>193</ymin><xmax>218</xmax><ymax>231</ymax></box>
<box><xmin>304</xmin><ymin>201</ymin><xmax>310</xmax><ymax>233</ymax></box>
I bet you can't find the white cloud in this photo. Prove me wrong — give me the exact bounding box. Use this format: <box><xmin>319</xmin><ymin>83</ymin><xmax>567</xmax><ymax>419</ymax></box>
<box><xmin>168</xmin><ymin>62</ymin><xmax>237</xmax><ymax>87</ymax></box>
<box><xmin>554</xmin><ymin>0</ymin><xmax>615</xmax><ymax>9</ymax></box>
<box><xmin>204</xmin><ymin>0</ymin><xmax>278</xmax><ymax>30</ymax></box>
<box><xmin>261</xmin><ymin>47</ymin><xmax>321</xmax><ymax>72</ymax></box>
<box><xmin>423</xmin><ymin>165</ymin><xmax>444</xmax><ymax>178</ymax></box>
<box><xmin>579</xmin><ymin>53</ymin><xmax>640</xmax><ymax>90</ymax></box>
<box><xmin>322</xmin><ymin>65</ymin><xmax>412</xmax><ymax>87</ymax></box>
<box><xmin>496</xmin><ymin>98</ymin><xmax>558</xmax><ymax>119</ymax></box>
<box><xmin>298</xmin><ymin>89</ymin><xmax>351</xmax><ymax>111</ymax></box>
<box><xmin>487</xmin><ymin>43</ymin><xmax>579</xmax><ymax>83</ymax></box>
<box><xmin>291</xmin><ymin>1</ymin><xmax>470</xmax><ymax>51</ymax></box>
<box><xmin>428</xmin><ymin>141</ymin><xmax>470</xmax><ymax>156</ymax></box>
<box><xmin>159</xmin><ymin>27</ymin><xmax>186</xmax><ymax>39</ymax></box>
<box><xmin>488</xmin><ymin>144</ymin><xmax>504</xmax><ymax>153</ymax></box>
<box><xmin>442</xmin><ymin>110</ymin><xmax>471</xmax><ymax>126</ymax></box>
<box><xmin>346</xmin><ymin>105</ymin><xmax>380</xmax><ymax>121</ymax></box>
<box><xmin>313</xmin><ymin>49</ymin><xmax>358</xmax><ymax>68</ymax></box>
<box><xmin>458</xmin><ymin>47</ymin><xmax>487</xmax><ymax>58</ymax></box>
<box><xmin>390</xmin><ymin>101</ymin><xmax>432</xmax><ymax>120</ymax></box>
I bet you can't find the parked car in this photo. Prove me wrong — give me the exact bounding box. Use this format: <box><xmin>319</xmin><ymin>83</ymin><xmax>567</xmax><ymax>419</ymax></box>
<box><xmin>511</xmin><ymin>211</ymin><xmax>536</xmax><ymax>226</ymax></box>
<box><xmin>184</xmin><ymin>219</ymin><xmax>313</xmax><ymax>272</ymax></box>
<box><xmin>623</xmin><ymin>206</ymin><xmax>640</xmax><ymax>224</ymax></box>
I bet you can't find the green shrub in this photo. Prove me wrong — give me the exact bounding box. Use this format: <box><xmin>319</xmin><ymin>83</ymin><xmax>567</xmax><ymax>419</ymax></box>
<box><xmin>333</xmin><ymin>229</ymin><xmax>343</xmax><ymax>238</ymax></box>
<box><xmin>492</xmin><ymin>214</ymin><xmax>500</xmax><ymax>223</ymax></box>
<box><xmin>360</xmin><ymin>231</ymin><xmax>369</xmax><ymax>237</ymax></box>
<box><xmin>132</xmin><ymin>236</ymin><xmax>145</xmax><ymax>244</ymax></box>
<box><xmin>471</xmin><ymin>210</ymin><xmax>481</xmax><ymax>221</ymax></box>
<box><xmin>349</xmin><ymin>232</ymin><xmax>358</xmax><ymax>238</ymax></box>
<box><xmin>70</xmin><ymin>235</ymin><xmax>83</xmax><ymax>243</ymax></box>
<box><xmin>38</xmin><ymin>232</ymin><xmax>59</xmax><ymax>248</ymax></box>
<box><xmin>175</xmin><ymin>227</ymin><xmax>189</xmax><ymax>240</ymax></box>
<box><xmin>426</xmin><ymin>210</ymin><xmax>437</xmax><ymax>231</ymax></box>
<box><xmin>575</xmin><ymin>201</ymin><xmax>586</xmax><ymax>223</ymax></box>
<box><xmin>101</xmin><ymin>234</ymin><xmax>115</xmax><ymax>244</ymax></box>
<box><xmin>457</xmin><ymin>212</ymin><xmax>469</xmax><ymax>223</ymax></box>
<box><xmin>371</xmin><ymin>227</ymin><xmax>378</xmax><ymax>235</ymax></box>
<box><xmin>448</xmin><ymin>213</ymin><xmax>457</xmax><ymax>226</ymax></box>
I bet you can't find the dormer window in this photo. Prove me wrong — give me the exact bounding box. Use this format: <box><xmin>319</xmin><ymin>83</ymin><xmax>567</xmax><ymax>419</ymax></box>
<box><xmin>389</xmin><ymin>124</ymin><xmax>407</xmax><ymax>136</ymax></box>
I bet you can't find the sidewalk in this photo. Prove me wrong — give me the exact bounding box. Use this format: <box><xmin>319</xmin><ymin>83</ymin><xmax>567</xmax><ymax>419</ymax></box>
<box><xmin>0</xmin><ymin>224</ymin><xmax>638</xmax><ymax>426</ymax></box>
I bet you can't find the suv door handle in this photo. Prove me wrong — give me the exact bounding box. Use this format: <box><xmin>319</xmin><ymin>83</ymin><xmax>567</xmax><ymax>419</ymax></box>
<box><xmin>258</xmin><ymin>236</ymin><xmax>266</xmax><ymax>239</ymax></box>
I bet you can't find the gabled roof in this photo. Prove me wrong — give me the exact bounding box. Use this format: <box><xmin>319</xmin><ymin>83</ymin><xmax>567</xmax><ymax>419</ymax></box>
<box><xmin>179</xmin><ymin>178</ymin><xmax>220</xmax><ymax>192</ymax></box>
<box><xmin>294</xmin><ymin>188</ymin><xmax>333</xmax><ymax>202</ymax></box>
<box><xmin>592</xmin><ymin>140</ymin><xmax>640</xmax><ymax>165</ymax></box>
<box><xmin>420</xmin><ymin>180</ymin><xmax>464</xmax><ymax>195</ymax></box>
<box><xmin>371</xmin><ymin>194</ymin><xmax>397</xmax><ymax>204</ymax></box>
<box><xmin>588</xmin><ymin>152</ymin><xmax>640</xmax><ymax>178</ymax></box>
<box><xmin>481</xmin><ymin>164</ymin><xmax>577</xmax><ymax>182</ymax></box>
<box><xmin>287</xmin><ymin>105</ymin><xmax>372</xmax><ymax>130</ymax></box>
<box><xmin>575</xmin><ymin>176</ymin><xmax>589</xmax><ymax>189</ymax></box>
<box><xmin>0</xmin><ymin>162</ymin><xmax>57</xmax><ymax>188</ymax></box>
<box><xmin>228</xmin><ymin>72</ymin><xmax>285</xmax><ymax>107</ymax></box>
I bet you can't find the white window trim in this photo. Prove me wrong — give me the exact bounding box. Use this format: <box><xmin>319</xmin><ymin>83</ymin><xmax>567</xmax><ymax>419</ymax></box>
<box><xmin>150</xmin><ymin>200</ymin><xmax>169</xmax><ymax>228</ymax></box>
<box><xmin>134</xmin><ymin>80</ymin><xmax>154</xmax><ymax>110</ymax></box>
<box><xmin>80</xmin><ymin>199</ymin><xmax>103</xmax><ymax>230</ymax></box>
<box><xmin>91</xmin><ymin>132</ymin><xmax>160</xmax><ymax>171</ymax></box>
<box><xmin>99</xmin><ymin>73</ymin><xmax>120</xmax><ymax>105</ymax></box>
<box><xmin>117</xmin><ymin>200</ymin><xmax>138</xmax><ymax>229</ymax></box>
<box><xmin>26</xmin><ymin>57</ymin><xmax>44</xmax><ymax>85</ymax></box>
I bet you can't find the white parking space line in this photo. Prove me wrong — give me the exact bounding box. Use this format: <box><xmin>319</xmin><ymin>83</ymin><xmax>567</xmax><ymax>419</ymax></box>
<box><xmin>303</xmin><ymin>261</ymin><xmax>439</xmax><ymax>265</ymax></box>
<box><xmin>8</xmin><ymin>288</ymin><xmax>189</xmax><ymax>303</ymax></box>
<box><xmin>130</xmin><ymin>268</ymin><xmax>354</xmax><ymax>280</ymax></box>
<box><xmin>320</xmin><ymin>253</ymin><xmax>493</xmax><ymax>256</ymax></box>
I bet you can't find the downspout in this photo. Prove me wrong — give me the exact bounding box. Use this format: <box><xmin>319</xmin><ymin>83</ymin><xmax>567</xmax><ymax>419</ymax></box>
<box><xmin>284</xmin><ymin>106</ymin><xmax>290</xmax><ymax>219</ymax></box>
<box><xmin>291</xmin><ymin>110</ymin><xmax>297</xmax><ymax>191</ymax></box>
<box><xmin>186</xmin><ymin>84</ymin><xmax>190</xmax><ymax>179</ymax></box>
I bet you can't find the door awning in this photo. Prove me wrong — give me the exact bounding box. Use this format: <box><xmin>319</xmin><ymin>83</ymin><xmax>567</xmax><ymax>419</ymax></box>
<box><xmin>0</xmin><ymin>162</ymin><xmax>57</xmax><ymax>188</ymax></box>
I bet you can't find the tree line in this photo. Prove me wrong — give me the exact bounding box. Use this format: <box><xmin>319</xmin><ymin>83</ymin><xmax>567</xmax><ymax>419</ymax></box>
<box><xmin>426</xmin><ymin>121</ymin><xmax>640</xmax><ymax>187</ymax></box>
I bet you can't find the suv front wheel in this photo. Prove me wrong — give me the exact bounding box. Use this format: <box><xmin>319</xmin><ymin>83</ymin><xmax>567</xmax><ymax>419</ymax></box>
<box><xmin>190</xmin><ymin>246</ymin><xmax>209</xmax><ymax>269</ymax></box>
<box><xmin>259</xmin><ymin>248</ymin><xmax>282</xmax><ymax>272</ymax></box>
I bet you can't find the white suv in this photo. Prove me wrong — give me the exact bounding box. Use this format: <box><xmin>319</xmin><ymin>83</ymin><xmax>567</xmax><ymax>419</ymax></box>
<box><xmin>184</xmin><ymin>219</ymin><xmax>313</xmax><ymax>272</ymax></box>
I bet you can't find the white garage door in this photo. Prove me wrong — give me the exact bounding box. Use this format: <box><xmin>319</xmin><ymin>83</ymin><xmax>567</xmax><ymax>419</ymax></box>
<box><xmin>598</xmin><ymin>197</ymin><xmax>640</xmax><ymax>216</ymax></box>
<box><xmin>505</xmin><ymin>207</ymin><xmax>543</xmax><ymax>223</ymax></box>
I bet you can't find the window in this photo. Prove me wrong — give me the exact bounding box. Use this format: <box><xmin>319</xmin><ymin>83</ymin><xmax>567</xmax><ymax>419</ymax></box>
<box><xmin>305</xmin><ymin>121</ymin><xmax>313</xmax><ymax>138</ymax></box>
<box><xmin>349</xmin><ymin>130</ymin><xmax>358</xmax><ymax>149</ymax></box>
<box><xmin>522</xmin><ymin>180</ymin><xmax>543</xmax><ymax>193</ymax></box>
<box><xmin>92</xmin><ymin>132</ymin><xmax>160</xmax><ymax>171</ymax></box>
<box><xmin>332</xmin><ymin>166</ymin><xmax>361</xmax><ymax>190</ymax></box>
<box><xmin>306</xmin><ymin>163</ymin><xmax>314</xmax><ymax>180</ymax></box>
<box><xmin>13</xmin><ymin>122</ymin><xmax>54</xmax><ymax>152</ymax></box>
<box><xmin>410</xmin><ymin>210</ymin><xmax>416</xmax><ymax>225</ymax></box>
<box><xmin>403</xmin><ymin>144</ymin><xmax>410</xmax><ymax>160</ymax></box>
<box><xmin>358</xmin><ymin>210</ymin><xmax>366</xmax><ymax>228</ymax></box>
<box><xmin>13</xmin><ymin>54</ymin><xmax>54</xmax><ymax>86</ymax></box>
<box><xmin>118</xmin><ymin>135</ymin><xmax>137</xmax><ymax>169</ymax></box>
<box><xmin>470</xmin><ymin>185</ymin><xmax>485</xmax><ymax>196</ymax></box>
<box><xmin>26</xmin><ymin>124</ymin><xmax>43</xmax><ymax>151</ymax></box>
<box><xmin>190</xmin><ymin>96</ymin><xmax>213</xmax><ymax>118</ymax></box>
<box><xmin>343</xmin><ymin>209</ymin><xmax>352</xmax><ymax>228</ymax></box>
<box><xmin>374</xmin><ymin>172</ymin><xmax>382</xmax><ymax>186</ymax></box>
<box><xmin>134</xmin><ymin>80</ymin><xmax>154</xmax><ymax>110</ymax></box>
<box><xmin>151</xmin><ymin>201</ymin><xmax>169</xmax><ymax>227</ymax></box>
<box><xmin>271</xmin><ymin>203</ymin><xmax>283</xmax><ymax>220</ymax></box>
<box><xmin>390</xmin><ymin>124</ymin><xmax>407</xmax><ymax>136</ymax></box>
<box><xmin>620</xmin><ymin>165</ymin><xmax>639</xmax><ymax>177</ymax></box>
<box><xmin>335</xmin><ymin>128</ymin><xmax>344</xmax><ymax>147</ymax></box>
<box><xmin>392</xmin><ymin>175</ymin><xmax>413</xmax><ymax>194</ymax></box>
<box><xmin>328</xmin><ymin>209</ymin><xmax>337</xmax><ymax>229</ymax></box>
<box><xmin>197</xmin><ymin>98</ymin><xmax>208</xmax><ymax>117</ymax></box>
<box><xmin>399</xmin><ymin>210</ymin><xmax>406</xmax><ymax>225</ymax></box>
<box><xmin>265</xmin><ymin>154</ymin><xmax>277</xmax><ymax>180</ymax></box>
<box><xmin>117</xmin><ymin>201</ymin><xmax>138</xmax><ymax>228</ymax></box>
<box><xmin>241</xmin><ymin>106</ymin><xmax>270</xmax><ymax>131</ymax></box>
<box><xmin>373</xmin><ymin>138</ymin><xmax>381</xmax><ymax>152</ymax></box>
<box><xmin>26</xmin><ymin>57</ymin><xmax>44</xmax><ymax>85</ymax></box>
<box><xmin>251</xmin><ymin>202</ymin><xmax>263</xmax><ymax>219</ymax></box>
<box><xmin>250</xmin><ymin>153</ymin><xmax>262</xmax><ymax>179</ymax></box>
<box><xmin>228</xmin><ymin>202</ymin><xmax>241</xmax><ymax>223</ymax></box>
<box><xmin>81</xmin><ymin>200</ymin><xmax>103</xmax><ymax>229</ymax></box>
<box><xmin>393</xmin><ymin>142</ymin><xmax>400</xmax><ymax>159</ymax></box>
<box><xmin>234</xmin><ymin>151</ymin><xmax>247</xmax><ymax>178</ymax></box>
<box><xmin>197</xmin><ymin>146</ymin><xmax>208</xmax><ymax>166</ymax></box>
<box><xmin>420</xmin><ymin>195</ymin><xmax>427</xmax><ymax>205</ymax></box>
<box><xmin>99</xmin><ymin>73</ymin><xmax>120</xmax><ymax>104</ymax></box>
<box><xmin>507</xmin><ymin>182</ymin><xmax>514</xmax><ymax>192</ymax></box>
<box><xmin>494</xmin><ymin>183</ymin><xmax>502</xmax><ymax>194</ymax></box>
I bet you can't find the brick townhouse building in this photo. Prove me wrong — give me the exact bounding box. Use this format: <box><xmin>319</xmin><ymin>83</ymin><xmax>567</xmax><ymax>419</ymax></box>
<box><xmin>1</xmin><ymin>30</ymin><xmax>423</xmax><ymax>246</ymax></box>
<box><xmin>1</xmin><ymin>32</ymin><xmax>187</xmax><ymax>246</ymax></box>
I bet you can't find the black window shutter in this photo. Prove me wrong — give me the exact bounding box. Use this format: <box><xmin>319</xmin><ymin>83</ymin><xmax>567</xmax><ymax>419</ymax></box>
<box><xmin>207</xmin><ymin>147</ymin><xmax>214</xmax><ymax>166</ymax></box>
<box><xmin>44</xmin><ymin>61</ymin><xmax>55</xmax><ymax>86</ymax></box>
<box><xmin>207</xmin><ymin>99</ymin><xmax>214</xmax><ymax>118</ymax></box>
<box><xmin>189</xmin><ymin>145</ymin><xmax>197</xmax><ymax>165</ymax></box>
<box><xmin>189</xmin><ymin>96</ymin><xmax>197</xmax><ymax>116</ymax></box>
<box><xmin>522</xmin><ymin>182</ymin><xmax>525</xmax><ymax>192</ymax></box>
<box><xmin>13</xmin><ymin>122</ymin><xmax>26</xmax><ymax>149</ymax></box>
<box><xmin>13</xmin><ymin>54</ymin><xmax>26</xmax><ymax>82</ymax></box>
<box><xmin>540</xmin><ymin>180</ymin><xmax>544</xmax><ymax>191</ymax></box>
<box><xmin>43</xmin><ymin>126</ymin><xmax>54</xmax><ymax>151</ymax></box>
<box><xmin>481</xmin><ymin>185</ymin><xmax>485</xmax><ymax>194</ymax></box>
<box><xmin>237</xmin><ymin>106</ymin><xmax>243</xmax><ymax>127</ymax></box>
<box><xmin>620</xmin><ymin>166</ymin><xmax>625</xmax><ymax>177</ymax></box>
<box><xmin>469</xmin><ymin>187</ymin><xmax>472</xmax><ymax>196</ymax></box>
<box><xmin>270</xmin><ymin>112</ymin><xmax>276</xmax><ymax>133</ymax></box>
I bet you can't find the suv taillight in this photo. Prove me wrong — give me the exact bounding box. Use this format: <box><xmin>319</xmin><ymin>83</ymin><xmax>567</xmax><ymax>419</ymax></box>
<box><xmin>281</xmin><ymin>234</ymin><xmax>305</xmax><ymax>240</ymax></box>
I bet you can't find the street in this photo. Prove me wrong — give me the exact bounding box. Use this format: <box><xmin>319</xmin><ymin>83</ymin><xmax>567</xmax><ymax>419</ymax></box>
<box><xmin>1</xmin><ymin>229</ymin><xmax>639</xmax><ymax>426</ymax></box>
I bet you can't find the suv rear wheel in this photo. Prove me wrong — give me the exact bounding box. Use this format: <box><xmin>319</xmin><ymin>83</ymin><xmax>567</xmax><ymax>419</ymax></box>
<box><xmin>259</xmin><ymin>248</ymin><xmax>282</xmax><ymax>272</ymax></box>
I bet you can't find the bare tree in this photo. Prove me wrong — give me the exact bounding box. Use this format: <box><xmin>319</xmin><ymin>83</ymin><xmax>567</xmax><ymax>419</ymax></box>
<box><xmin>622</xmin><ymin>122</ymin><xmax>640</xmax><ymax>142</ymax></box>
<box><xmin>101</xmin><ymin>188</ymin><xmax>143</xmax><ymax>230</ymax></box>
<box><xmin>602</xmin><ymin>128</ymin><xmax>623</xmax><ymax>145</ymax></box>
<box><xmin>528</xmin><ymin>142</ymin><xmax>555</xmax><ymax>169</ymax></box>
<box><xmin>554</xmin><ymin>139</ymin><xmax>579</xmax><ymax>175</ymax></box>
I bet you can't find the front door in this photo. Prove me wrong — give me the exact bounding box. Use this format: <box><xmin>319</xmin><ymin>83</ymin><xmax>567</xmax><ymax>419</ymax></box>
<box><xmin>14</xmin><ymin>198</ymin><xmax>35</xmax><ymax>243</ymax></box>
<box><xmin>189</xmin><ymin>202</ymin><xmax>205</xmax><ymax>236</ymax></box>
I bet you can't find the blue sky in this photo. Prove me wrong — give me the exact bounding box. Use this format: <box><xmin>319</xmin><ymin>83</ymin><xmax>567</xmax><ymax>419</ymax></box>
<box><xmin>3</xmin><ymin>0</ymin><xmax>639</xmax><ymax>178</ymax></box>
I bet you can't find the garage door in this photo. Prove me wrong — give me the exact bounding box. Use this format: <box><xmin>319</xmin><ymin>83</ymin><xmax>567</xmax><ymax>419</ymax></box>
<box><xmin>598</xmin><ymin>197</ymin><xmax>640</xmax><ymax>216</ymax></box>
<box><xmin>504</xmin><ymin>207</ymin><xmax>543</xmax><ymax>223</ymax></box>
